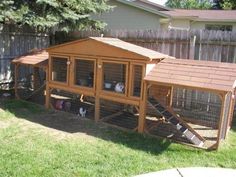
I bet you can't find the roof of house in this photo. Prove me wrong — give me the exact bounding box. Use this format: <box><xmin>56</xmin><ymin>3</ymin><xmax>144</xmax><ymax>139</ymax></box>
<box><xmin>115</xmin><ymin>0</ymin><xmax>170</xmax><ymax>17</ymax></box>
<box><xmin>161</xmin><ymin>9</ymin><xmax>236</xmax><ymax>22</ymax></box>
<box><xmin>47</xmin><ymin>37</ymin><xmax>170</xmax><ymax>60</ymax></box>
<box><xmin>12</xmin><ymin>49</ymin><xmax>48</xmax><ymax>68</ymax></box>
<box><xmin>144</xmin><ymin>58</ymin><xmax>236</xmax><ymax>92</ymax></box>
<box><xmin>116</xmin><ymin>0</ymin><xmax>236</xmax><ymax>22</ymax></box>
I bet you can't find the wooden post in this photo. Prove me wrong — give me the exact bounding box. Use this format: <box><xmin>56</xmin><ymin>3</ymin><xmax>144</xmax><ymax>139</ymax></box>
<box><xmin>138</xmin><ymin>81</ymin><xmax>148</xmax><ymax>133</ymax></box>
<box><xmin>33</xmin><ymin>67</ymin><xmax>40</xmax><ymax>90</ymax></box>
<box><xmin>228</xmin><ymin>89</ymin><xmax>236</xmax><ymax>128</ymax></box>
<box><xmin>94</xmin><ymin>59</ymin><xmax>102</xmax><ymax>122</ymax></box>
<box><xmin>169</xmin><ymin>86</ymin><xmax>174</xmax><ymax>107</ymax></box>
<box><xmin>95</xmin><ymin>97</ymin><xmax>100</xmax><ymax>122</ymax></box>
<box><xmin>45</xmin><ymin>67</ymin><xmax>50</xmax><ymax>109</ymax></box>
<box><xmin>14</xmin><ymin>64</ymin><xmax>20</xmax><ymax>99</ymax></box>
<box><xmin>216</xmin><ymin>92</ymin><xmax>226</xmax><ymax>149</ymax></box>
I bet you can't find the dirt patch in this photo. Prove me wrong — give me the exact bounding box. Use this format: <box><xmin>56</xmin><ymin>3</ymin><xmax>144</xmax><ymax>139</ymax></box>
<box><xmin>0</xmin><ymin>121</ymin><xmax>10</xmax><ymax>129</ymax></box>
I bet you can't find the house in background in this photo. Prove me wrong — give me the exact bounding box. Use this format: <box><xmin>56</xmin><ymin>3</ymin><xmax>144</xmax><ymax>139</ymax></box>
<box><xmin>94</xmin><ymin>0</ymin><xmax>236</xmax><ymax>31</ymax></box>
<box><xmin>161</xmin><ymin>9</ymin><xmax>236</xmax><ymax>31</ymax></box>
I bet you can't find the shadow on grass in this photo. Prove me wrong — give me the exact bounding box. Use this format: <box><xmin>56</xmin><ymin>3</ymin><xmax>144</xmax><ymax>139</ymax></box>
<box><xmin>0</xmin><ymin>99</ymin><xmax>173</xmax><ymax>155</ymax></box>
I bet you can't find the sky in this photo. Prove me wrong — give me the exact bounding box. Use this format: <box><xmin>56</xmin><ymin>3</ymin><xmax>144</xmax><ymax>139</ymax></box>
<box><xmin>149</xmin><ymin>0</ymin><xmax>168</xmax><ymax>5</ymax></box>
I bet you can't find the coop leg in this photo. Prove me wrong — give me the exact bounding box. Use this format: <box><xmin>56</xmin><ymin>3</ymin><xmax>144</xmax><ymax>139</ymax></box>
<box><xmin>14</xmin><ymin>64</ymin><xmax>20</xmax><ymax>99</ymax></box>
<box><xmin>95</xmin><ymin>97</ymin><xmax>100</xmax><ymax>122</ymax></box>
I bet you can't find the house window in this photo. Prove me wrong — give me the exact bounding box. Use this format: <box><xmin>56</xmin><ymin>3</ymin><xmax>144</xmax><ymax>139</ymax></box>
<box><xmin>102</xmin><ymin>62</ymin><xmax>127</xmax><ymax>94</ymax></box>
<box><xmin>74</xmin><ymin>59</ymin><xmax>95</xmax><ymax>88</ymax></box>
<box><xmin>131</xmin><ymin>65</ymin><xmax>143</xmax><ymax>97</ymax></box>
<box><xmin>51</xmin><ymin>56</ymin><xmax>68</xmax><ymax>83</ymax></box>
<box><xmin>205</xmin><ymin>24</ymin><xmax>232</xmax><ymax>31</ymax></box>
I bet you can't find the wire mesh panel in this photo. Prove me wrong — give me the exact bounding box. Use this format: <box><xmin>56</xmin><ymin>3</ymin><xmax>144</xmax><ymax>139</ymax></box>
<box><xmin>172</xmin><ymin>89</ymin><xmax>222</xmax><ymax>128</ymax></box>
<box><xmin>131</xmin><ymin>65</ymin><xmax>143</xmax><ymax>97</ymax></box>
<box><xmin>74</xmin><ymin>59</ymin><xmax>94</xmax><ymax>88</ymax></box>
<box><xmin>102</xmin><ymin>62</ymin><xmax>126</xmax><ymax>94</ymax></box>
<box><xmin>100</xmin><ymin>99</ymin><xmax>138</xmax><ymax>130</ymax></box>
<box><xmin>51</xmin><ymin>57</ymin><xmax>68</xmax><ymax>83</ymax></box>
<box><xmin>50</xmin><ymin>89</ymin><xmax>95</xmax><ymax>119</ymax></box>
<box><xmin>145</xmin><ymin>84</ymin><xmax>223</xmax><ymax>149</ymax></box>
<box><xmin>16</xmin><ymin>65</ymin><xmax>46</xmax><ymax>104</ymax></box>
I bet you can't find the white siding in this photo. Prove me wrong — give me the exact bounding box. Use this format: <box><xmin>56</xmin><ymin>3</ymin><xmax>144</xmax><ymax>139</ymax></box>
<box><xmin>167</xmin><ymin>19</ymin><xmax>236</xmax><ymax>32</ymax></box>
<box><xmin>191</xmin><ymin>21</ymin><xmax>236</xmax><ymax>32</ymax></box>
<box><xmin>93</xmin><ymin>0</ymin><xmax>161</xmax><ymax>30</ymax></box>
<box><xmin>168</xmin><ymin>19</ymin><xmax>190</xmax><ymax>30</ymax></box>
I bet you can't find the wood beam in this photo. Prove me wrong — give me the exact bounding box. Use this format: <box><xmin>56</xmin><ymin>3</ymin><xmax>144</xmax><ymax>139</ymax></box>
<box><xmin>138</xmin><ymin>81</ymin><xmax>147</xmax><ymax>133</ymax></box>
<box><xmin>14</xmin><ymin>64</ymin><xmax>20</xmax><ymax>99</ymax></box>
<box><xmin>216</xmin><ymin>93</ymin><xmax>227</xmax><ymax>150</ymax></box>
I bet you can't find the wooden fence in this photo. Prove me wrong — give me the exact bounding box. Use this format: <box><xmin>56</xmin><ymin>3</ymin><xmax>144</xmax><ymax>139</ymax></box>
<box><xmin>0</xmin><ymin>25</ymin><xmax>49</xmax><ymax>88</ymax></box>
<box><xmin>55</xmin><ymin>29</ymin><xmax>236</xmax><ymax>63</ymax></box>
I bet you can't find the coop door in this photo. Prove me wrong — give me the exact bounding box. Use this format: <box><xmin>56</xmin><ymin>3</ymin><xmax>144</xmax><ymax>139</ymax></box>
<box><xmin>74</xmin><ymin>58</ymin><xmax>95</xmax><ymax>89</ymax></box>
<box><xmin>51</xmin><ymin>56</ymin><xmax>69</xmax><ymax>84</ymax></box>
<box><xmin>102</xmin><ymin>61</ymin><xmax>128</xmax><ymax>95</ymax></box>
<box><xmin>130</xmin><ymin>64</ymin><xmax>143</xmax><ymax>98</ymax></box>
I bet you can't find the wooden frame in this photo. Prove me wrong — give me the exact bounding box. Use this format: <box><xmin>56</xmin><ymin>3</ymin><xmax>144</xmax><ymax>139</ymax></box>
<box><xmin>128</xmin><ymin>62</ymin><xmax>146</xmax><ymax>100</ymax></box>
<box><xmin>100</xmin><ymin>60</ymin><xmax>129</xmax><ymax>97</ymax></box>
<box><xmin>49</xmin><ymin>54</ymin><xmax>70</xmax><ymax>86</ymax></box>
<box><xmin>71</xmin><ymin>57</ymin><xmax>96</xmax><ymax>92</ymax></box>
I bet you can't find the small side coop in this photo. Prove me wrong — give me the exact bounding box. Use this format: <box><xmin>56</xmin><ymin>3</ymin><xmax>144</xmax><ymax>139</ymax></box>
<box><xmin>12</xmin><ymin>50</ymin><xmax>48</xmax><ymax>104</ymax></box>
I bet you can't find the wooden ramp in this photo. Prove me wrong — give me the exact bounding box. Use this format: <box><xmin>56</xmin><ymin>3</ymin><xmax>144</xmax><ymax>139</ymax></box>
<box><xmin>148</xmin><ymin>97</ymin><xmax>205</xmax><ymax>147</ymax></box>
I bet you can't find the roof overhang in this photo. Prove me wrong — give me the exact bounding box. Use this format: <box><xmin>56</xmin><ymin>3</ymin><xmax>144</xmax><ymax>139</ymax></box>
<box><xmin>12</xmin><ymin>50</ymin><xmax>48</xmax><ymax>68</ymax></box>
<box><xmin>144</xmin><ymin>58</ymin><xmax>236</xmax><ymax>94</ymax></box>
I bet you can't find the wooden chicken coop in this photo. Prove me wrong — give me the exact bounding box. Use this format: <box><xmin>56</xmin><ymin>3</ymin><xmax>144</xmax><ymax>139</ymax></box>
<box><xmin>12</xmin><ymin>37</ymin><xmax>236</xmax><ymax>150</ymax></box>
<box><xmin>12</xmin><ymin>50</ymin><xmax>48</xmax><ymax>104</ymax></box>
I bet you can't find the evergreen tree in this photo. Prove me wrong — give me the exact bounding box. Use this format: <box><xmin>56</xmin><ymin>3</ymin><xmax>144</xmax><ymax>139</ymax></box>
<box><xmin>0</xmin><ymin>0</ymin><xmax>111</xmax><ymax>32</ymax></box>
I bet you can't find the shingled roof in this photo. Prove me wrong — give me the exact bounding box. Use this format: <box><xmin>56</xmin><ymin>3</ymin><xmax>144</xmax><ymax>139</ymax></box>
<box><xmin>47</xmin><ymin>37</ymin><xmax>169</xmax><ymax>61</ymax></box>
<box><xmin>12</xmin><ymin>49</ymin><xmax>48</xmax><ymax>68</ymax></box>
<box><xmin>145</xmin><ymin>58</ymin><xmax>236</xmax><ymax>92</ymax></box>
<box><xmin>161</xmin><ymin>9</ymin><xmax>236</xmax><ymax>22</ymax></box>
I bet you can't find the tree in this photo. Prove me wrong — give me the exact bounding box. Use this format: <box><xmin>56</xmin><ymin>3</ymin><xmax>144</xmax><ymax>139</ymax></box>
<box><xmin>165</xmin><ymin>0</ymin><xmax>211</xmax><ymax>9</ymax></box>
<box><xmin>214</xmin><ymin>0</ymin><xmax>236</xmax><ymax>9</ymax></box>
<box><xmin>0</xmin><ymin>0</ymin><xmax>112</xmax><ymax>32</ymax></box>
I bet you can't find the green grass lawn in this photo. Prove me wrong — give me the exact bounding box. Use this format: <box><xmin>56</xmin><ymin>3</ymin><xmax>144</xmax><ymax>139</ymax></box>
<box><xmin>0</xmin><ymin>99</ymin><xmax>236</xmax><ymax>177</ymax></box>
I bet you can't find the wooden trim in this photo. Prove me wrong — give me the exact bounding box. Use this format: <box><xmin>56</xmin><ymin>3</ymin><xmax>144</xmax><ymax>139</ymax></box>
<box><xmin>145</xmin><ymin>80</ymin><xmax>227</xmax><ymax>96</ymax></box>
<box><xmin>100</xmin><ymin>60</ymin><xmax>129</xmax><ymax>96</ymax></box>
<box><xmin>128</xmin><ymin>63</ymin><xmax>146</xmax><ymax>100</ymax></box>
<box><xmin>68</xmin><ymin>55</ymin><xmax>74</xmax><ymax>86</ymax></box>
<box><xmin>48</xmin><ymin>83</ymin><xmax>95</xmax><ymax>97</ymax></box>
<box><xmin>216</xmin><ymin>92</ymin><xmax>227</xmax><ymax>149</ymax></box>
<box><xmin>47</xmin><ymin>52</ymin><xmax>150</xmax><ymax>63</ymax></box>
<box><xmin>99</xmin><ymin>94</ymin><xmax>140</xmax><ymax>106</ymax></box>
<box><xmin>49</xmin><ymin>54</ymin><xmax>70</xmax><ymax>86</ymax></box>
<box><xmin>72</xmin><ymin>57</ymin><xmax>96</xmax><ymax>92</ymax></box>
